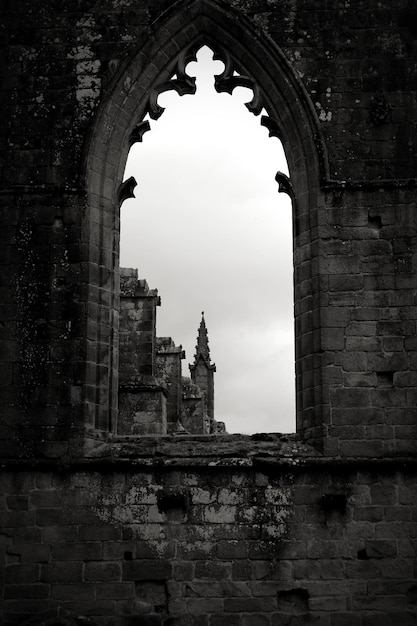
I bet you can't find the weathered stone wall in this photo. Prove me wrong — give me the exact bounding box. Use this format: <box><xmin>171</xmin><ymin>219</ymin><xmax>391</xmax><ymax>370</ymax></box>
<box><xmin>155</xmin><ymin>338</ymin><xmax>185</xmax><ymax>433</ymax></box>
<box><xmin>1</xmin><ymin>0</ymin><xmax>417</xmax><ymax>623</ymax></box>
<box><xmin>181</xmin><ymin>378</ymin><xmax>209</xmax><ymax>435</ymax></box>
<box><xmin>118</xmin><ymin>269</ymin><xmax>167</xmax><ymax>435</ymax></box>
<box><xmin>1</xmin><ymin>0</ymin><xmax>416</xmax><ymax>454</ymax></box>
<box><xmin>1</xmin><ymin>437</ymin><xmax>417</xmax><ymax>625</ymax></box>
<box><xmin>119</xmin><ymin>269</ymin><xmax>160</xmax><ymax>384</ymax></box>
<box><xmin>118</xmin><ymin>271</ymin><xmax>211</xmax><ymax>435</ymax></box>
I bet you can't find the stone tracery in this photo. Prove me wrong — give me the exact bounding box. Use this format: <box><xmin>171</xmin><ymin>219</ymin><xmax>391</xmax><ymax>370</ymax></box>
<box><xmin>123</xmin><ymin>43</ymin><xmax>294</xmax><ymax>201</ymax></box>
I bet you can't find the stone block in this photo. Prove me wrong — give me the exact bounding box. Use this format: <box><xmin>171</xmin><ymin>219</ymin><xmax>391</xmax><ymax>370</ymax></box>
<box><xmin>194</xmin><ymin>561</ymin><xmax>232</xmax><ymax>580</ymax></box>
<box><xmin>216</xmin><ymin>540</ymin><xmax>248</xmax><ymax>559</ymax></box>
<box><xmin>328</xmin><ymin>275</ymin><xmax>363</xmax><ymax>291</ymax></box>
<box><xmin>210</xmin><ymin>617</ymin><xmax>240</xmax><ymax>626</ymax></box>
<box><xmin>51</xmin><ymin>541</ymin><xmax>102</xmax><ymax>561</ymax></box>
<box><xmin>7</xmin><ymin>526</ymin><xmax>42</xmax><ymax>544</ymax></box>
<box><xmin>364</xmin><ymin>540</ymin><xmax>398</xmax><ymax>559</ymax></box>
<box><xmin>187</xmin><ymin>598</ymin><xmax>223</xmax><ymax>614</ymax></box>
<box><xmin>29</xmin><ymin>490</ymin><xmax>67</xmax><ymax>509</ymax></box>
<box><xmin>330</xmin><ymin>613</ymin><xmax>362</xmax><ymax>626</ymax></box>
<box><xmin>35</xmin><ymin>508</ymin><xmax>67</xmax><ymax>526</ymax></box>
<box><xmin>345</xmin><ymin>560</ymin><xmax>381</xmax><ymax>580</ymax></box>
<box><xmin>224</xmin><ymin>598</ymin><xmax>263</xmax><ymax>612</ymax></box>
<box><xmin>51</xmin><ymin>583</ymin><xmax>96</xmax><ymax>601</ymax></box>
<box><xmin>173</xmin><ymin>561</ymin><xmax>195</xmax><ymax>581</ymax></box>
<box><xmin>2</xmin><ymin>599</ymin><xmax>52</xmax><ymax>617</ymax></box>
<box><xmin>122</xmin><ymin>559</ymin><xmax>172</xmax><ymax>581</ymax></box>
<box><xmin>377</xmin><ymin>558</ymin><xmax>413</xmax><ymax>580</ymax></box>
<box><xmin>184</xmin><ymin>582</ymin><xmax>221</xmax><ymax>597</ymax></box>
<box><xmin>6</xmin><ymin>495</ymin><xmax>29</xmax><ymax>510</ymax></box>
<box><xmin>5</xmin><ymin>583</ymin><xmax>50</xmax><ymax>599</ymax></box>
<box><xmin>309</xmin><ymin>596</ymin><xmax>348</xmax><ymax>612</ymax></box>
<box><xmin>232</xmin><ymin>559</ymin><xmax>251</xmax><ymax>581</ymax></box>
<box><xmin>345</xmin><ymin>336</ymin><xmax>381</xmax><ymax>352</ymax></box>
<box><xmin>0</xmin><ymin>510</ymin><xmax>36</xmax><ymax>528</ymax></box>
<box><xmin>251</xmin><ymin>560</ymin><xmax>292</xmax><ymax>582</ymax></box>
<box><xmin>306</xmin><ymin>541</ymin><xmax>338</xmax><ymax>559</ymax></box>
<box><xmin>40</xmin><ymin>562</ymin><xmax>83</xmax><ymax>583</ymax></box>
<box><xmin>7</xmin><ymin>544</ymin><xmax>50</xmax><ymax>564</ymax></box>
<box><xmin>5</xmin><ymin>564</ymin><xmax>40</xmax><ymax>584</ymax></box>
<box><xmin>242</xmin><ymin>616</ymin><xmax>270</xmax><ymax>626</ymax></box>
<box><xmin>361</xmin><ymin>613</ymin><xmax>417</xmax><ymax>626</ymax></box>
<box><xmin>84</xmin><ymin>561</ymin><xmax>121</xmax><ymax>582</ymax></box>
<box><xmin>79</xmin><ymin>525</ymin><xmax>122</xmax><ymax>541</ymax></box>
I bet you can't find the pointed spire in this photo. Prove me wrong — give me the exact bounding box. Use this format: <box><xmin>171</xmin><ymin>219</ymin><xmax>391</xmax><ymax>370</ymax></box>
<box><xmin>194</xmin><ymin>311</ymin><xmax>211</xmax><ymax>363</ymax></box>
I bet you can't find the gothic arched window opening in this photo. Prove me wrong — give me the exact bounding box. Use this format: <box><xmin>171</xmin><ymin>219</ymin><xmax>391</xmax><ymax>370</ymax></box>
<box><xmin>119</xmin><ymin>46</ymin><xmax>295</xmax><ymax>435</ymax></box>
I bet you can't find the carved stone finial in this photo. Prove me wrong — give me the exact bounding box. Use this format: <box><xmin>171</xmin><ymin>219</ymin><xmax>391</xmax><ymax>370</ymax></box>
<box><xmin>194</xmin><ymin>312</ymin><xmax>211</xmax><ymax>363</ymax></box>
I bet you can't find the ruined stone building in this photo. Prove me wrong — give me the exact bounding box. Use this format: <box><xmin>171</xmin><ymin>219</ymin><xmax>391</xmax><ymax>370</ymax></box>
<box><xmin>1</xmin><ymin>1</ymin><xmax>417</xmax><ymax>624</ymax></box>
<box><xmin>118</xmin><ymin>267</ymin><xmax>224</xmax><ymax>435</ymax></box>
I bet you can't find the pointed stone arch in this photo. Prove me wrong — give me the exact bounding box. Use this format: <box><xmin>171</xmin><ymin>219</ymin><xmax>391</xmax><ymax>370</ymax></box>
<box><xmin>83</xmin><ymin>0</ymin><xmax>327</xmax><ymax>443</ymax></box>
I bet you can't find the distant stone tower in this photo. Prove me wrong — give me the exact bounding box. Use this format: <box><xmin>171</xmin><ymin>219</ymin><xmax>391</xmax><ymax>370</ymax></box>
<box><xmin>189</xmin><ymin>313</ymin><xmax>216</xmax><ymax>424</ymax></box>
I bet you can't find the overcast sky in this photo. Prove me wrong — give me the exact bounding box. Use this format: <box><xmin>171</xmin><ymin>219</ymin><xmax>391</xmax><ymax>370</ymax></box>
<box><xmin>121</xmin><ymin>47</ymin><xmax>295</xmax><ymax>434</ymax></box>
